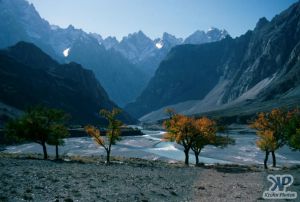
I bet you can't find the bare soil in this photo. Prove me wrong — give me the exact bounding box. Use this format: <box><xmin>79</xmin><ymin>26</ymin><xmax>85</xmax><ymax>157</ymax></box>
<box><xmin>0</xmin><ymin>153</ymin><xmax>299</xmax><ymax>202</ymax></box>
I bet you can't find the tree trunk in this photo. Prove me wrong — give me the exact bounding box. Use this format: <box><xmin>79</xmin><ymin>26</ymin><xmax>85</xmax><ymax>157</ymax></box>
<box><xmin>271</xmin><ymin>151</ymin><xmax>276</xmax><ymax>167</ymax></box>
<box><xmin>194</xmin><ymin>151</ymin><xmax>200</xmax><ymax>166</ymax></box>
<box><xmin>264</xmin><ymin>151</ymin><xmax>269</xmax><ymax>169</ymax></box>
<box><xmin>42</xmin><ymin>142</ymin><xmax>48</xmax><ymax>160</ymax></box>
<box><xmin>106</xmin><ymin>149</ymin><xmax>111</xmax><ymax>164</ymax></box>
<box><xmin>184</xmin><ymin>149</ymin><xmax>189</xmax><ymax>166</ymax></box>
<box><xmin>55</xmin><ymin>145</ymin><xmax>59</xmax><ymax>160</ymax></box>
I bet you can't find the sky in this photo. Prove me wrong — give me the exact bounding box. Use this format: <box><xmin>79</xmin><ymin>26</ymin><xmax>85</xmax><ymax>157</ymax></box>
<box><xmin>27</xmin><ymin>0</ymin><xmax>298</xmax><ymax>40</ymax></box>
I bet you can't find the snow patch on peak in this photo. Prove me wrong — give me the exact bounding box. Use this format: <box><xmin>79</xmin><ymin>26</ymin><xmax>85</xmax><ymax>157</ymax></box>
<box><xmin>63</xmin><ymin>48</ymin><xmax>70</xmax><ymax>57</ymax></box>
<box><xmin>155</xmin><ymin>41</ymin><xmax>163</xmax><ymax>49</ymax></box>
<box><xmin>207</xmin><ymin>27</ymin><xmax>217</xmax><ymax>32</ymax></box>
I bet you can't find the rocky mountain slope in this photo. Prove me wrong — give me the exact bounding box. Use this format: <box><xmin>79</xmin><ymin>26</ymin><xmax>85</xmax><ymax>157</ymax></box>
<box><xmin>126</xmin><ymin>1</ymin><xmax>300</xmax><ymax>121</ymax></box>
<box><xmin>0</xmin><ymin>42</ymin><xmax>135</xmax><ymax>124</ymax></box>
<box><xmin>0</xmin><ymin>0</ymin><xmax>147</xmax><ymax>106</ymax></box>
<box><xmin>64</xmin><ymin>32</ymin><xmax>147</xmax><ymax>107</ymax></box>
<box><xmin>184</xmin><ymin>28</ymin><xmax>229</xmax><ymax>44</ymax></box>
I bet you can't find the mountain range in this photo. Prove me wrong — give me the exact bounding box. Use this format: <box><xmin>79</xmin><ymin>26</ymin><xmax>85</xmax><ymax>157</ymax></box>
<box><xmin>0</xmin><ymin>42</ymin><xmax>135</xmax><ymax>125</ymax></box>
<box><xmin>126</xmin><ymin>1</ymin><xmax>300</xmax><ymax>122</ymax></box>
<box><xmin>2</xmin><ymin>0</ymin><xmax>297</xmax><ymax>125</ymax></box>
<box><xmin>0</xmin><ymin>0</ymin><xmax>228</xmax><ymax>106</ymax></box>
<box><xmin>102</xmin><ymin>28</ymin><xmax>228</xmax><ymax>76</ymax></box>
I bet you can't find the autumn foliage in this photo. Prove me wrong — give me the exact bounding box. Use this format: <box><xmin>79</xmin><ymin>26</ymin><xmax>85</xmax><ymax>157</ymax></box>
<box><xmin>250</xmin><ymin>108</ymin><xmax>294</xmax><ymax>168</ymax></box>
<box><xmin>85</xmin><ymin>108</ymin><xmax>122</xmax><ymax>164</ymax></box>
<box><xmin>255</xmin><ymin>130</ymin><xmax>277</xmax><ymax>152</ymax></box>
<box><xmin>191</xmin><ymin>117</ymin><xmax>217</xmax><ymax>164</ymax></box>
<box><xmin>85</xmin><ymin>125</ymin><xmax>104</xmax><ymax>145</ymax></box>
<box><xmin>163</xmin><ymin>114</ymin><xmax>194</xmax><ymax>165</ymax></box>
<box><xmin>163</xmin><ymin>109</ymin><xmax>232</xmax><ymax>165</ymax></box>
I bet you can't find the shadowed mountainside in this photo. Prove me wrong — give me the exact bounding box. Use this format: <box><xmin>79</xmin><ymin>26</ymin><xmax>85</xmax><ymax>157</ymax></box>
<box><xmin>0</xmin><ymin>42</ymin><xmax>136</xmax><ymax>124</ymax></box>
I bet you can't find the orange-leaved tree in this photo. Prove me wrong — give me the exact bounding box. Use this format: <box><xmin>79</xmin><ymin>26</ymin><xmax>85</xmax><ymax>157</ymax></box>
<box><xmin>191</xmin><ymin>118</ymin><xmax>235</xmax><ymax>165</ymax></box>
<box><xmin>191</xmin><ymin>117</ymin><xmax>217</xmax><ymax>165</ymax></box>
<box><xmin>163</xmin><ymin>112</ymin><xmax>195</xmax><ymax>165</ymax></box>
<box><xmin>163</xmin><ymin>109</ymin><xmax>234</xmax><ymax>166</ymax></box>
<box><xmin>85</xmin><ymin>108</ymin><xmax>122</xmax><ymax>164</ymax></box>
<box><xmin>250</xmin><ymin>109</ymin><xmax>291</xmax><ymax>169</ymax></box>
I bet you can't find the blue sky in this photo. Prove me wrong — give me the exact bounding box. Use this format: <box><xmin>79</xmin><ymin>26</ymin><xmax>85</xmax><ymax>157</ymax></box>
<box><xmin>27</xmin><ymin>0</ymin><xmax>298</xmax><ymax>40</ymax></box>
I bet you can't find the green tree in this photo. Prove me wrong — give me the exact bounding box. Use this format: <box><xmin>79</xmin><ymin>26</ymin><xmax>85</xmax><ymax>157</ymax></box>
<box><xmin>85</xmin><ymin>108</ymin><xmax>122</xmax><ymax>164</ymax></box>
<box><xmin>214</xmin><ymin>124</ymin><xmax>235</xmax><ymax>148</ymax></box>
<box><xmin>213</xmin><ymin>135</ymin><xmax>235</xmax><ymax>148</ymax></box>
<box><xmin>5</xmin><ymin>106</ymin><xmax>69</xmax><ymax>160</ymax></box>
<box><xmin>46</xmin><ymin>110</ymin><xmax>70</xmax><ymax>159</ymax></box>
<box><xmin>285</xmin><ymin>110</ymin><xmax>300</xmax><ymax>151</ymax></box>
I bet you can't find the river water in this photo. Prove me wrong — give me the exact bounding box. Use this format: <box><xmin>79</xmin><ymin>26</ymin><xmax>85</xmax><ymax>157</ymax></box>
<box><xmin>4</xmin><ymin>126</ymin><xmax>300</xmax><ymax>166</ymax></box>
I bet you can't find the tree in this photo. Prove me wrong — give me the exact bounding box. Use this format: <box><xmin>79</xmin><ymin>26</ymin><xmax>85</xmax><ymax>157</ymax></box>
<box><xmin>214</xmin><ymin>124</ymin><xmax>235</xmax><ymax>148</ymax></box>
<box><xmin>5</xmin><ymin>106</ymin><xmax>69</xmax><ymax>160</ymax></box>
<box><xmin>163</xmin><ymin>111</ymin><xmax>235</xmax><ymax>166</ymax></box>
<box><xmin>287</xmin><ymin>128</ymin><xmax>300</xmax><ymax>151</ymax></box>
<box><xmin>45</xmin><ymin>109</ymin><xmax>70</xmax><ymax>159</ymax></box>
<box><xmin>191</xmin><ymin>118</ymin><xmax>235</xmax><ymax>165</ymax></box>
<box><xmin>165</xmin><ymin>108</ymin><xmax>176</xmax><ymax>119</ymax></box>
<box><xmin>250</xmin><ymin>109</ymin><xmax>290</xmax><ymax>169</ymax></box>
<box><xmin>216</xmin><ymin>124</ymin><xmax>229</xmax><ymax>136</ymax></box>
<box><xmin>163</xmin><ymin>114</ymin><xmax>195</xmax><ymax>165</ymax></box>
<box><xmin>285</xmin><ymin>109</ymin><xmax>300</xmax><ymax>151</ymax></box>
<box><xmin>191</xmin><ymin>117</ymin><xmax>217</xmax><ymax>165</ymax></box>
<box><xmin>47</xmin><ymin>125</ymin><xmax>68</xmax><ymax>160</ymax></box>
<box><xmin>85</xmin><ymin>108</ymin><xmax>122</xmax><ymax>164</ymax></box>
<box><xmin>213</xmin><ymin>135</ymin><xmax>235</xmax><ymax>148</ymax></box>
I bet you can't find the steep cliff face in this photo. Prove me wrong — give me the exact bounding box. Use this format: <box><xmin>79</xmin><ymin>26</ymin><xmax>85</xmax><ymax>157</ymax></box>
<box><xmin>0</xmin><ymin>42</ymin><xmax>136</xmax><ymax>124</ymax></box>
<box><xmin>221</xmin><ymin>3</ymin><xmax>300</xmax><ymax>103</ymax></box>
<box><xmin>126</xmin><ymin>2</ymin><xmax>300</xmax><ymax>120</ymax></box>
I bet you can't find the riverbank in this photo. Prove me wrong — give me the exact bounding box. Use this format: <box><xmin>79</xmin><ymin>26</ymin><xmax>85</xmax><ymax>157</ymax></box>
<box><xmin>3</xmin><ymin>128</ymin><xmax>300</xmax><ymax>166</ymax></box>
<box><xmin>0</xmin><ymin>126</ymin><xmax>144</xmax><ymax>145</ymax></box>
<box><xmin>0</xmin><ymin>153</ymin><xmax>299</xmax><ymax>201</ymax></box>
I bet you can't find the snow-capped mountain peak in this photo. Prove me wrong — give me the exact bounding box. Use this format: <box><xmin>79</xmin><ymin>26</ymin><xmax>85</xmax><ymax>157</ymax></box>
<box><xmin>184</xmin><ymin>28</ymin><xmax>229</xmax><ymax>44</ymax></box>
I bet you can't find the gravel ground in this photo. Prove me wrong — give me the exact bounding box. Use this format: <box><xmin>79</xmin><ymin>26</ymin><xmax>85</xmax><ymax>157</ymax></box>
<box><xmin>0</xmin><ymin>154</ymin><xmax>299</xmax><ymax>202</ymax></box>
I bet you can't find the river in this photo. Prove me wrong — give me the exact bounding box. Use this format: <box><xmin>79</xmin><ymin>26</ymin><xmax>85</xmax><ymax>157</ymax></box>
<box><xmin>4</xmin><ymin>125</ymin><xmax>300</xmax><ymax>166</ymax></box>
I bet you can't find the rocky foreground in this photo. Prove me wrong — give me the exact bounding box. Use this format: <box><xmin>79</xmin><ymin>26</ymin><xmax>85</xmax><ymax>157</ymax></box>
<box><xmin>0</xmin><ymin>153</ymin><xmax>299</xmax><ymax>202</ymax></box>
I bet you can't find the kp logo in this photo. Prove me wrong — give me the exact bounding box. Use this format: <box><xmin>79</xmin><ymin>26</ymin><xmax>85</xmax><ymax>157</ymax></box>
<box><xmin>263</xmin><ymin>174</ymin><xmax>297</xmax><ymax>199</ymax></box>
